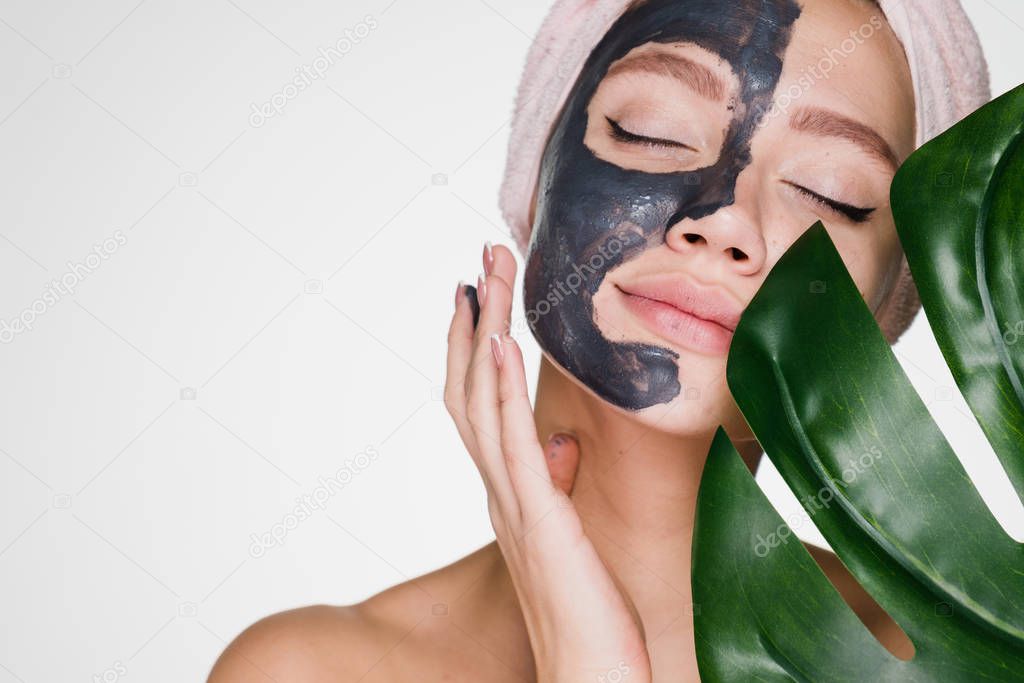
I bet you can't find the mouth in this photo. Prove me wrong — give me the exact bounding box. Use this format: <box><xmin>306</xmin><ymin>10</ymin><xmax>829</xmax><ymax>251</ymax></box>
<box><xmin>615</xmin><ymin>276</ymin><xmax>742</xmax><ymax>356</ymax></box>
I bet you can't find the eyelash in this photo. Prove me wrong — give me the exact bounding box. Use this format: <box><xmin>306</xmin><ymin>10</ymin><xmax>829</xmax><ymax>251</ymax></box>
<box><xmin>784</xmin><ymin>181</ymin><xmax>875</xmax><ymax>224</ymax></box>
<box><xmin>606</xmin><ymin>117</ymin><xmax>875</xmax><ymax>224</ymax></box>
<box><xmin>605</xmin><ymin>116</ymin><xmax>695</xmax><ymax>151</ymax></box>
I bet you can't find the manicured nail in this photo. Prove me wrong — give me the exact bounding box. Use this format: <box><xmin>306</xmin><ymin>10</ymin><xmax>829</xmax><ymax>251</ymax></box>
<box><xmin>490</xmin><ymin>333</ymin><xmax>504</xmax><ymax>367</ymax></box>
<box><xmin>546</xmin><ymin>432</ymin><xmax>569</xmax><ymax>459</ymax></box>
<box><xmin>477</xmin><ymin>273</ymin><xmax>488</xmax><ymax>307</ymax></box>
<box><xmin>455</xmin><ymin>280</ymin><xmax>466</xmax><ymax>310</ymax></box>
<box><xmin>464</xmin><ymin>284</ymin><xmax>480</xmax><ymax>328</ymax></box>
<box><xmin>483</xmin><ymin>241</ymin><xmax>494</xmax><ymax>275</ymax></box>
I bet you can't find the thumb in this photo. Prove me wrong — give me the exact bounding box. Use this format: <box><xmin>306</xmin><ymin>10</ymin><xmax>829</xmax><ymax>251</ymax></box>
<box><xmin>544</xmin><ymin>432</ymin><xmax>581</xmax><ymax>495</ymax></box>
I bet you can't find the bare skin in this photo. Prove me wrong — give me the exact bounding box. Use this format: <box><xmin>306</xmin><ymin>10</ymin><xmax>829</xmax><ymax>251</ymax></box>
<box><xmin>207</xmin><ymin>269</ymin><xmax>914</xmax><ymax>682</ymax></box>
<box><xmin>209</xmin><ymin>0</ymin><xmax>919</xmax><ymax>679</ymax></box>
<box><xmin>207</xmin><ymin>402</ymin><xmax>913</xmax><ymax>682</ymax></box>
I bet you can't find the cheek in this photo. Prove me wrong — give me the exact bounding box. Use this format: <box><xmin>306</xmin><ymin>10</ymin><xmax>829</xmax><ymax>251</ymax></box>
<box><xmin>607</xmin><ymin>354</ymin><xmax>742</xmax><ymax>433</ymax></box>
<box><xmin>759</xmin><ymin>206</ymin><xmax>901</xmax><ymax>315</ymax></box>
<box><xmin>828</xmin><ymin>228</ymin><xmax>902</xmax><ymax>312</ymax></box>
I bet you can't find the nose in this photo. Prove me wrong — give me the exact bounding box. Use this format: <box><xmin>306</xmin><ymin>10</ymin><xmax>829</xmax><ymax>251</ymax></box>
<box><xmin>664</xmin><ymin>205</ymin><xmax>767</xmax><ymax>276</ymax></box>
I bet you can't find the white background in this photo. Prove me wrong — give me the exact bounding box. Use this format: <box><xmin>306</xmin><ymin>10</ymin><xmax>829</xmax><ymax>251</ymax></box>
<box><xmin>0</xmin><ymin>1</ymin><xmax>1022</xmax><ymax>681</ymax></box>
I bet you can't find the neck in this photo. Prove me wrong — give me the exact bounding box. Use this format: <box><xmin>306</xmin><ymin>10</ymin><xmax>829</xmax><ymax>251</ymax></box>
<box><xmin>529</xmin><ymin>354</ymin><xmax>763</xmax><ymax>661</ymax></box>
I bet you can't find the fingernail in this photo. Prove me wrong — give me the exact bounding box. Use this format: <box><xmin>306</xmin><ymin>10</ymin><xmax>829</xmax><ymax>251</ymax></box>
<box><xmin>546</xmin><ymin>432</ymin><xmax>567</xmax><ymax>459</ymax></box>
<box><xmin>483</xmin><ymin>241</ymin><xmax>494</xmax><ymax>276</ymax></box>
<box><xmin>477</xmin><ymin>273</ymin><xmax>488</xmax><ymax>307</ymax></box>
<box><xmin>490</xmin><ymin>333</ymin><xmax>504</xmax><ymax>367</ymax></box>
<box><xmin>455</xmin><ymin>280</ymin><xmax>465</xmax><ymax>310</ymax></box>
<box><xmin>547</xmin><ymin>432</ymin><xmax>565</xmax><ymax>447</ymax></box>
<box><xmin>464</xmin><ymin>285</ymin><xmax>480</xmax><ymax>328</ymax></box>
<box><xmin>545</xmin><ymin>441</ymin><xmax>558</xmax><ymax>459</ymax></box>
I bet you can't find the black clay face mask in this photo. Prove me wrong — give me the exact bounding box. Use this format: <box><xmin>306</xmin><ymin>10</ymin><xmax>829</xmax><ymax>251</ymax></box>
<box><xmin>523</xmin><ymin>0</ymin><xmax>801</xmax><ymax>411</ymax></box>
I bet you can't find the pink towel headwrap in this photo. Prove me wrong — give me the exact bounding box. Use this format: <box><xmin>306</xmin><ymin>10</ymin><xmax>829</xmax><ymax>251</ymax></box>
<box><xmin>498</xmin><ymin>0</ymin><xmax>991</xmax><ymax>344</ymax></box>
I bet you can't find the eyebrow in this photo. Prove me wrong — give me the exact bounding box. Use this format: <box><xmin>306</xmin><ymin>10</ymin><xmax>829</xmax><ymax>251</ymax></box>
<box><xmin>605</xmin><ymin>51</ymin><xmax>727</xmax><ymax>103</ymax></box>
<box><xmin>789</xmin><ymin>106</ymin><xmax>900</xmax><ymax>171</ymax></box>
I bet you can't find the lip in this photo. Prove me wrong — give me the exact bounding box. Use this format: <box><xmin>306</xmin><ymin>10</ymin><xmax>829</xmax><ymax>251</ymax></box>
<box><xmin>616</xmin><ymin>275</ymin><xmax>743</xmax><ymax>356</ymax></box>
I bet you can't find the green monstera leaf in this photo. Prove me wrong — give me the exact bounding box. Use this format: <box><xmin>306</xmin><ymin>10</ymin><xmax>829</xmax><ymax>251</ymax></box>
<box><xmin>691</xmin><ymin>83</ymin><xmax>1024</xmax><ymax>682</ymax></box>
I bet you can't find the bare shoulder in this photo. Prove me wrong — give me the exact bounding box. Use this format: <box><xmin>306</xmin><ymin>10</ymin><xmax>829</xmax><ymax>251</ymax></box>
<box><xmin>208</xmin><ymin>541</ymin><xmax>523</xmax><ymax>682</ymax></box>
<box><xmin>206</xmin><ymin>603</ymin><xmax>398</xmax><ymax>682</ymax></box>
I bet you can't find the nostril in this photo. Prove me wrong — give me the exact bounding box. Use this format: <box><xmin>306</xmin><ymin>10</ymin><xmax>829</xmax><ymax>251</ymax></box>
<box><xmin>678</xmin><ymin>234</ymin><xmax>750</xmax><ymax>262</ymax></box>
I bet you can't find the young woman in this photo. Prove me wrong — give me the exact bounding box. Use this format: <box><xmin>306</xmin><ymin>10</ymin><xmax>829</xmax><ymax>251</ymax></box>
<box><xmin>209</xmin><ymin>0</ymin><xmax>989</xmax><ymax>680</ymax></box>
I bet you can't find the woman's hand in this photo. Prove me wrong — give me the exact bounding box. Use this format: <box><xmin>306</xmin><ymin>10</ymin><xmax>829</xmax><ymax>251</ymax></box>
<box><xmin>444</xmin><ymin>242</ymin><xmax>652</xmax><ymax>683</ymax></box>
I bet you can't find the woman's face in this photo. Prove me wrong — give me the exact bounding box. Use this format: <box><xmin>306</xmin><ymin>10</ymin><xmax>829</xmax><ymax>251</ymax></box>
<box><xmin>524</xmin><ymin>0</ymin><xmax>915</xmax><ymax>440</ymax></box>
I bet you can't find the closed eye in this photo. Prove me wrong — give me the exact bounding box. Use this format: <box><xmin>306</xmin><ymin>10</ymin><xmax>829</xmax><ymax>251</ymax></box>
<box><xmin>605</xmin><ymin>116</ymin><xmax>698</xmax><ymax>152</ymax></box>
<box><xmin>784</xmin><ymin>181</ymin><xmax>875</xmax><ymax>224</ymax></box>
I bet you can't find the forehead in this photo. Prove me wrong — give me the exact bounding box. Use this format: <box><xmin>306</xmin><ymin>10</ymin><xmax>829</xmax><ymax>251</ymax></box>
<box><xmin>776</xmin><ymin>0</ymin><xmax>915</xmax><ymax>161</ymax></box>
<box><xmin>605</xmin><ymin>0</ymin><xmax>800</xmax><ymax>65</ymax></box>
<box><xmin>599</xmin><ymin>0</ymin><xmax>915</xmax><ymax>161</ymax></box>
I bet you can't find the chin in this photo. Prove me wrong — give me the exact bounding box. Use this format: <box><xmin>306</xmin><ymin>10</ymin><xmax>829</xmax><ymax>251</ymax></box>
<box><xmin>540</xmin><ymin>344</ymin><xmax>748</xmax><ymax>440</ymax></box>
<box><xmin>631</xmin><ymin>365</ymin><xmax>748</xmax><ymax>438</ymax></box>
